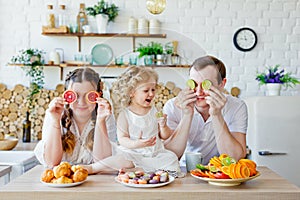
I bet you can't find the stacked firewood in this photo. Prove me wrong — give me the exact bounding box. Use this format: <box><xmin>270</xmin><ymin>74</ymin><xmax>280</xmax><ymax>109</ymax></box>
<box><xmin>154</xmin><ymin>81</ymin><xmax>181</xmax><ymax>110</ymax></box>
<box><xmin>0</xmin><ymin>83</ymin><xmax>64</xmax><ymax>140</ymax></box>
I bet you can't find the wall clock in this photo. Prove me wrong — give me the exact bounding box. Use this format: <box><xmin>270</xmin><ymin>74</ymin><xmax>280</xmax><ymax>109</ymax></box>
<box><xmin>233</xmin><ymin>27</ymin><xmax>257</xmax><ymax>52</ymax></box>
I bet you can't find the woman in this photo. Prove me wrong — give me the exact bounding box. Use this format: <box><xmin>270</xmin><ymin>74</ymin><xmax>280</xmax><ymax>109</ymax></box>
<box><xmin>34</xmin><ymin>68</ymin><xmax>117</xmax><ymax>168</ymax></box>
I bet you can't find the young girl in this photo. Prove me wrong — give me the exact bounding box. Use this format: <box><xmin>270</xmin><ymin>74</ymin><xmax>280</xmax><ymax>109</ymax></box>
<box><xmin>34</xmin><ymin>68</ymin><xmax>117</xmax><ymax>168</ymax></box>
<box><xmin>87</xmin><ymin>66</ymin><xmax>180</xmax><ymax>173</ymax></box>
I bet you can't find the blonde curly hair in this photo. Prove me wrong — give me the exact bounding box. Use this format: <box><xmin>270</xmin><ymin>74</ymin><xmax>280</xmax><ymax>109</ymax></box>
<box><xmin>110</xmin><ymin>66</ymin><xmax>158</xmax><ymax>119</ymax></box>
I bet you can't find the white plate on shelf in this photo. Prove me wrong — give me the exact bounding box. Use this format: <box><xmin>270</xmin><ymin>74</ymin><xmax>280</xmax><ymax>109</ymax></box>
<box><xmin>91</xmin><ymin>44</ymin><xmax>113</xmax><ymax>65</ymax></box>
<box><xmin>190</xmin><ymin>171</ymin><xmax>260</xmax><ymax>186</ymax></box>
<box><xmin>40</xmin><ymin>179</ymin><xmax>87</xmax><ymax>188</ymax></box>
<box><xmin>115</xmin><ymin>176</ymin><xmax>175</xmax><ymax>188</ymax></box>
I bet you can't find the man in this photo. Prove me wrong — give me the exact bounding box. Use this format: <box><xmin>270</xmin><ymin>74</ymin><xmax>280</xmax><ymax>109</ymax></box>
<box><xmin>164</xmin><ymin>55</ymin><xmax>247</xmax><ymax>165</ymax></box>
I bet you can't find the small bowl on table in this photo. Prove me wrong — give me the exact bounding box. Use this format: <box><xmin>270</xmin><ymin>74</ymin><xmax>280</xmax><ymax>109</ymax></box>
<box><xmin>0</xmin><ymin>138</ymin><xmax>19</xmax><ymax>150</ymax></box>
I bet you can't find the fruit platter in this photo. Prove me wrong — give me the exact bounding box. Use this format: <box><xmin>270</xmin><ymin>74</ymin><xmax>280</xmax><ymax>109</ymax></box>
<box><xmin>190</xmin><ymin>154</ymin><xmax>260</xmax><ymax>186</ymax></box>
<box><xmin>116</xmin><ymin>169</ymin><xmax>175</xmax><ymax>188</ymax></box>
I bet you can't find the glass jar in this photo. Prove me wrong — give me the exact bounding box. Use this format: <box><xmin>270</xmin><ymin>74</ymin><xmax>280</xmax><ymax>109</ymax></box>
<box><xmin>77</xmin><ymin>3</ymin><xmax>88</xmax><ymax>33</ymax></box>
<box><xmin>46</xmin><ymin>5</ymin><xmax>55</xmax><ymax>28</ymax></box>
<box><xmin>58</xmin><ymin>5</ymin><xmax>67</xmax><ymax>27</ymax></box>
<box><xmin>128</xmin><ymin>17</ymin><xmax>137</xmax><ymax>34</ymax></box>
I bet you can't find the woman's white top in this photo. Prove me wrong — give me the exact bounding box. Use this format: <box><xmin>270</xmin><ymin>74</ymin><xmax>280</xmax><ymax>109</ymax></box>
<box><xmin>34</xmin><ymin>115</ymin><xmax>117</xmax><ymax>167</ymax></box>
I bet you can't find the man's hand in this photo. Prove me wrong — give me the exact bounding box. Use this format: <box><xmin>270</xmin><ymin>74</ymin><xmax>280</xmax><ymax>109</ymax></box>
<box><xmin>174</xmin><ymin>88</ymin><xmax>196</xmax><ymax>115</ymax></box>
<box><xmin>204</xmin><ymin>86</ymin><xmax>227</xmax><ymax>116</ymax></box>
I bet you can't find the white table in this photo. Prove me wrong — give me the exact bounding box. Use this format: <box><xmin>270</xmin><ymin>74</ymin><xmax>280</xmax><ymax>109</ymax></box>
<box><xmin>0</xmin><ymin>166</ymin><xmax>12</xmax><ymax>185</ymax></box>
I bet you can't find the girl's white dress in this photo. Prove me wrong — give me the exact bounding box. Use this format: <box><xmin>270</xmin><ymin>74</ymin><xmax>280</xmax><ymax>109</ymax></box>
<box><xmin>118</xmin><ymin>106</ymin><xmax>180</xmax><ymax>172</ymax></box>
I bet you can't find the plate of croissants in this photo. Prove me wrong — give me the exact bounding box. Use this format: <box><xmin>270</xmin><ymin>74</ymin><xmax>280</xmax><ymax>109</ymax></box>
<box><xmin>40</xmin><ymin>162</ymin><xmax>88</xmax><ymax>188</ymax></box>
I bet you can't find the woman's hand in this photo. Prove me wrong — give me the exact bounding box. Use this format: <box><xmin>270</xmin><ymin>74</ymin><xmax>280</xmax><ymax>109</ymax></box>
<box><xmin>204</xmin><ymin>86</ymin><xmax>227</xmax><ymax>116</ymax></box>
<box><xmin>96</xmin><ymin>98</ymin><xmax>112</xmax><ymax>121</ymax></box>
<box><xmin>47</xmin><ymin>97</ymin><xmax>65</xmax><ymax>120</ymax></box>
<box><xmin>174</xmin><ymin>88</ymin><xmax>196</xmax><ymax>115</ymax></box>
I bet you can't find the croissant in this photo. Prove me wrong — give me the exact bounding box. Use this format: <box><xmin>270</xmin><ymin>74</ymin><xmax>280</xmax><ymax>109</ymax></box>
<box><xmin>52</xmin><ymin>176</ymin><xmax>73</xmax><ymax>184</ymax></box>
<box><xmin>41</xmin><ymin>169</ymin><xmax>54</xmax><ymax>183</ymax></box>
<box><xmin>53</xmin><ymin>164</ymin><xmax>71</xmax><ymax>178</ymax></box>
<box><xmin>71</xmin><ymin>165</ymin><xmax>84</xmax><ymax>173</ymax></box>
<box><xmin>72</xmin><ymin>168</ymin><xmax>88</xmax><ymax>182</ymax></box>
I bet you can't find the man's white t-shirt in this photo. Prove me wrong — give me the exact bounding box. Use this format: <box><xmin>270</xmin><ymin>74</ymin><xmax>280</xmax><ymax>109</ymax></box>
<box><xmin>163</xmin><ymin>94</ymin><xmax>248</xmax><ymax>165</ymax></box>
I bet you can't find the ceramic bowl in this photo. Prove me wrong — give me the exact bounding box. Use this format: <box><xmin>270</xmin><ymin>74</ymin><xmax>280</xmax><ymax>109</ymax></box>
<box><xmin>0</xmin><ymin>139</ymin><xmax>19</xmax><ymax>150</ymax></box>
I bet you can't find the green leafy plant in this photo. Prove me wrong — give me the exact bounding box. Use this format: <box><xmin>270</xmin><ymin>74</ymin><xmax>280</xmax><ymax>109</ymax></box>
<box><xmin>164</xmin><ymin>42</ymin><xmax>173</xmax><ymax>54</ymax></box>
<box><xmin>136</xmin><ymin>42</ymin><xmax>163</xmax><ymax>58</ymax></box>
<box><xmin>256</xmin><ymin>64</ymin><xmax>300</xmax><ymax>88</ymax></box>
<box><xmin>10</xmin><ymin>48</ymin><xmax>45</xmax><ymax>112</ymax></box>
<box><xmin>86</xmin><ymin>0</ymin><xmax>119</xmax><ymax>22</ymax></box>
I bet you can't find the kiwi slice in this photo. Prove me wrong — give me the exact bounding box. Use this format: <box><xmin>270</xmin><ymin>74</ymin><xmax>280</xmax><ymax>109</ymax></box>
<box><xmin>202</xmin><ymin>79</ymin><xmax>212</xmax><ymax>90</ymax></box>
<box><xmin>186</xmin><ymin>79</ymin><xmax>197</xmax><ymax>90</ymax></box>
<box><xmin>155</xmin><ymin>111</ymin><xmax>163</xmax><ymax>118</ymax></box>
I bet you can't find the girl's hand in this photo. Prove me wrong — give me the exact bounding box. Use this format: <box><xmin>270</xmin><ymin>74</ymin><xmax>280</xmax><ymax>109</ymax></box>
<box><xmin>47</xmin><ymin>97</ymin><xmax>65</xmax><ymax>120</ymax></box>
<box><xmin>157</xmin><ymin>114</ymin><xmax>167</xmax><ymax>128</ymax></box>
<box><xmin>204</xmin><ymin>86</ymin><xmax>227</xmax><ymax>116</ymax></box>
<box><xmin>136</xmin><ymin>131</ymin><xmax>156</xmax><ymax>148</ymax></box>
<box><xmin>96</xmin><ymin>98</ymin><xmax>112</xmax><ymax>120</ymax></box>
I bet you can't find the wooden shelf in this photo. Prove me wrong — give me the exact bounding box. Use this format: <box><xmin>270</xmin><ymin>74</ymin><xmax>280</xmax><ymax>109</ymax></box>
<box><xmin>41</xmin><ymin>33</ymin><xmax>167</xmax><ymax>52</ymax></box>
<box><xmin>9</xmin><ymin>63</ymin><xmax>190</xmax><ymax>81</ymax></box>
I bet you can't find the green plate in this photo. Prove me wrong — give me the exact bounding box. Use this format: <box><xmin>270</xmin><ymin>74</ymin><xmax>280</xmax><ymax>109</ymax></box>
<box><xmin>91</xmin><ymin>44</ymin><xmax>113</xmax><ymax>65</ymax></box>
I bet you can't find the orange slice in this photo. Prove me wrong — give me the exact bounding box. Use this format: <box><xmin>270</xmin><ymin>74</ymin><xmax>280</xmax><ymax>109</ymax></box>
<box><xmin>235</xmin><ymin>162</ymin><xmax>243</xmax><ymax>179</ymax></box>
<box><xmin>205</xmin><ymin>171</ymin><xmax>216</xmax><ymax>179</ymax></box>
<box><xmin>238</xmin><ymin>159</ymin><xmax>257</xmax><ymax>176</ymax></box>
<box><xmin>221</xmin><ymin>166</ymin><xmax>230</xmax><ymax>175</ymax></box>
<box><xmin>240</xmin><ymin>165</ymin><xmax>250</xmax><ymax>178</ymax></box>
<box><xmin>86</xmin><ymin>91</ymin><xmax>99</xmax><ymax>104</ymax></box>
<box><xmin>63</xmin><ymin>90</ymin><xmax>77</xmax><ymax>104</ymax></box>
<box><xmin>229</xmin><ymin>163</ymin><xmax>237</xmax><ymax>179</ymax></box>
<box><xmin>209</xmin><ymin>156</ymin><xmax>222</xmax><ymax>168</ymax></box>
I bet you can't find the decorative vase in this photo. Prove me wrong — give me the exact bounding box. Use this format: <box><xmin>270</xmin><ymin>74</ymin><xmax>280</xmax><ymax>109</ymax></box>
<box><xmin>144</xmin><ymin>55</ymin><xmax>154</xmax><ymax>65</ymax></box>
<box><xmin>96</xmin><ymin>14</ymin><xmax>109</xmax><ymax>33</ymax></box>
<box><xmin>155</xmin><ymin>54</ymin><xmax>164</xmax><ymax>65</ymax></box>
<box><xmin>266</xmin><ymin>83</ymin><xmax>282</xmax><ymax>96</ymax></box>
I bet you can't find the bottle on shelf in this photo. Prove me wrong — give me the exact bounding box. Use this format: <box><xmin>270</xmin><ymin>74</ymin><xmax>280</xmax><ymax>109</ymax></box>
<box><xmin>171</xmin><ymin>40</ymin><xmax>180</xmax><ymax>65</ymax></box>
<box><xmin>22</xmin><ymin>111</ymin><xmax>31</xmax><ymax>143</ymax></box>
<box><xmin>77</xmin><ymin>3</ymin><xmax>88</xmax><ymax>33</ymax></box>
<box><xmin>58</xmin><ymin>4</ymin><xmax>67</xmax><ymax>27</ymax></box>
<box><xmin>46</xmin><ymin>5</ymin><xmax>56</xmax><ymax>28</ymax></box>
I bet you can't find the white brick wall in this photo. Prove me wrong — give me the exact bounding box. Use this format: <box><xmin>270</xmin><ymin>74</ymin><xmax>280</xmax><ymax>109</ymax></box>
<box><xmin>0</xmin><ymin>0</ymin><xmax>299</xmax><ymax>97</ymax></box>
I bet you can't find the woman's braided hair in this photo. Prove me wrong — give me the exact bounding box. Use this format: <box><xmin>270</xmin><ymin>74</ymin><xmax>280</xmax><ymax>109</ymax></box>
<box><xmin>61</xmin><ymin>68</ymin><xmax>102</xmax><ymax>154</ymax></box>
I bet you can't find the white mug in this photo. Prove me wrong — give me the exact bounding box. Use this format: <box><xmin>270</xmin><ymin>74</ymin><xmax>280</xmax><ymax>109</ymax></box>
<box><xmin>185</xmin><ymin>152</ymin><xmax>203</xmax><ymax>172</ymax></box>
<box><xmin>82</xmin><ymin>25</ymin><xmax>91</xmax><ymax>33</ymax></box>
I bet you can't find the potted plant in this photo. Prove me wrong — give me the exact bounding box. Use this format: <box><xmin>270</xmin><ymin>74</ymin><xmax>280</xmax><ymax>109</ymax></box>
<box><xmin>136</xmin><ymin>42</ymin><xmax>164</xmax><ymax>65</ymax></box>
<box><xmin>86</xmin><ymin>0</ymin><xmax>119</xmax><ymax>33</ymax></box>
<box><xmin>256</xmin><ymin>64</ymin><xmax>300</xmax><ymax>96</ymax></box>
<box><xmin>10</xmin><ymin>48</ymin><xmax>45</xmax><ymax>112</ymax></box>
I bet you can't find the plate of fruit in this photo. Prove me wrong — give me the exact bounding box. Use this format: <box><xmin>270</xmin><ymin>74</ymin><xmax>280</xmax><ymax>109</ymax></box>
<box><xmin>190</xmin><ymin>154</ymin><xmax>260</xmax><ymax>186</ymax></box>
<box><xmin>115</xmin><ymin>170</ymin><xmax>175</xmax><ymax>188</ymax></box>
